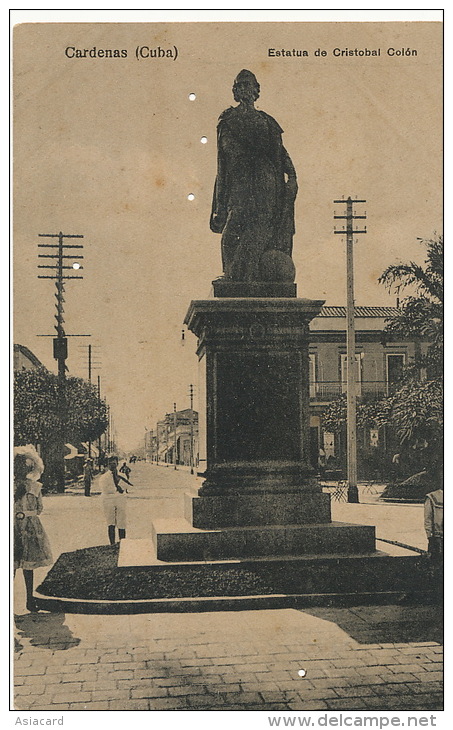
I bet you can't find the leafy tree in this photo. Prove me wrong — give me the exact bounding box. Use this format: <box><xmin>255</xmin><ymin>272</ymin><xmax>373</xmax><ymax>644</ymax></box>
<box><xmin>322</xmin><ymin>394</ymin><xmax>392</xmax><ymax>435</ymax></box>
<box><xmin>14</xmin><ymin>368</ymin><xmax>61</xmax><ymax>446</ymax></box>
<box><xmin>14</xmin><ymin>366</ymin><xmax>108</xmax><ymax>451</ymax></box>
<box><xmin>390</xmin><ymin>379</ymin><xmax>442</xmax><ymax>456</ymax></box>
<box><xmin>65</xmin><ymin>376</ymin><xmax>109</xmax><ymax>444</ymax></box>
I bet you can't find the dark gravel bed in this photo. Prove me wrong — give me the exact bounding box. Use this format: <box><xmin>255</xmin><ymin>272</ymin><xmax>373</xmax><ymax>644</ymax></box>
<box><xmin>36</xmin><ymin>545</ymin><xmax>280</xmax><ymax>600</ymax></box>
<box><xmin>36</xmin><ymin>545</ymin><xmax>431</xmax><ymax>602</ymax></box>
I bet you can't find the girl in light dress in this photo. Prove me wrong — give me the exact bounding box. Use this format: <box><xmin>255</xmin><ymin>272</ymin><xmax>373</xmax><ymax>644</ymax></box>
<box><xmin>14</xmin><ymin>445</ymin><xmax>53</xmax><ymax>612</ymax></box>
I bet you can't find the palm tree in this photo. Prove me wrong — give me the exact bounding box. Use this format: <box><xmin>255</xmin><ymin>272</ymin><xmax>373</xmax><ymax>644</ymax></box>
<box><xmin>378</xmin><ymin>235</ymin><xmax>443</xmax><ymax>470</ymax></box>
<box><xmin>378</xmin><ymin>235</ymin><xmax>443</xmax><ymax>376</ymax></box>
<box><xmin>321</xmin><ymin>236</ymin><xmax>443</xmax><ymax>477</ymax></box>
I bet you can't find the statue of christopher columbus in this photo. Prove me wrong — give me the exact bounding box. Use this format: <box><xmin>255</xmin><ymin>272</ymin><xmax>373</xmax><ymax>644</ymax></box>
<box><xmin>210</xmin><ymin>69</ymin><xmax>298</xmax><ymax>283</ymax></box>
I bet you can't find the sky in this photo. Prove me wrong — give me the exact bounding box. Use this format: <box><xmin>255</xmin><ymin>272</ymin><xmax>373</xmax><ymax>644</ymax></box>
<box><xmin>12</xmin><ymin>12</ymin><xmax>443</xmax><ymax>452</ymax></box>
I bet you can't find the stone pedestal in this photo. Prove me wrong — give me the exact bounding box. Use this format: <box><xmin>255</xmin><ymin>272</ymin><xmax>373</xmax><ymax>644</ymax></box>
<box><xmin>151</xmin><ymin>519</ymin><xmax>376</xmax><ymax>562</ymax></box>
<box><xmin>185</xmin><ymin>297</ymin><xmax>324</xmax><ymax>497</ymax></box>
<box><xmin>150</xmin><ymin>294</ymin><xmax>377</xmax><ymax>562</ymax></box>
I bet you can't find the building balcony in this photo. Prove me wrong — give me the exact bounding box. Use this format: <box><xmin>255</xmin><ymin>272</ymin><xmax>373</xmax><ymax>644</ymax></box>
<box><xmin>310</xmin><ymin>381</ymin><xmax>390</xmax><ymax>401</ymax></box>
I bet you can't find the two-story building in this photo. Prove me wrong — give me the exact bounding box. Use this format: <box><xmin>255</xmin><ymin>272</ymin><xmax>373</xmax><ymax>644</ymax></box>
<box><xmin>309</xmin><ymin>305</ymin><xmax>427</xmax><ymax>479</ymax></box>
<box><xmin>148</xmin><ymin>408</ymin><xmax>199</xmax><ymax>468</ymax></box>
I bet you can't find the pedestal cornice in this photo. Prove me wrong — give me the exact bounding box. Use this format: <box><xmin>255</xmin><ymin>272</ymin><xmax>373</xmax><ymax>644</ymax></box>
<box><xmin>184</xmin><ymin>298</ymin><xmax>325</xmax><ymax>339</ymax></box>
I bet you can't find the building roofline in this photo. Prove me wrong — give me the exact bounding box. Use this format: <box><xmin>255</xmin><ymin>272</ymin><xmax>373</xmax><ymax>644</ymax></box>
<box><xmin>317</xmin><ymin>305</ymin><xmax>399</xmax><ymax>318</ymax></box>
<box><xmin>13</xmin><ymin>344</ymin><xmax>45</xmax><ymax>369</ymax></box>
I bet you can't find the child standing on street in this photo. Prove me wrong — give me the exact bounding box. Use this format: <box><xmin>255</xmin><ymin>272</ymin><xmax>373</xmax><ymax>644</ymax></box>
<box><xmin>14</xmin><ymin>445</ymin><xmax>53</xmax><ymax>612</ymax></box>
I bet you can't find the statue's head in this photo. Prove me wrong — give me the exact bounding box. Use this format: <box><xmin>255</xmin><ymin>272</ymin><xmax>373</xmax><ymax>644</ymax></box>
<box><xmin>232</xmin><ymin>69</ymin><xmax>260</xmax><ymax>103</ymax></box>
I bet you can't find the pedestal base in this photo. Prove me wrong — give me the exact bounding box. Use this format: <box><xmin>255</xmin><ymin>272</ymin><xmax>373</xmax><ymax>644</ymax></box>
<box><xmin>151</xmin><ymin>518</ymin><xmax>376</xmax><ymax>563</ymax></box>
<box><xmin>185</xmin><ymin>491</ymin><xmax>331</xmax><ymax>528</ymax></box>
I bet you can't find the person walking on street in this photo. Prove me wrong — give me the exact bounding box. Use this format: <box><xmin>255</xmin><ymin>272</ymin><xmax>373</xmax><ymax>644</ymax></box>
<box><xmin>83</xmin><ymin>458</ymin><xmax>94</xmax><ymax>497</ymax></box>
<box><xmin>424</xmin><ymin>482</ymin><xmax>443</xmax><ymax>561</ymax></box>
<box><xmin>119</xmin><ymin>461</ymin><xmax>131</xmax><ymax>479</ymax></box>
<box><xmin>14</xmin><ymin>445</ymin><xmax>53</xmax><ymax>612</ymax></box>
<box><xmin>99</xmin><ymin>456</ymin><xmax>133</xmax><ymax>545</ymax></box>
<box><xmin>424</xmin><ymin>470</ymin><xmax>443</xmax><ymax>604</ymax></box>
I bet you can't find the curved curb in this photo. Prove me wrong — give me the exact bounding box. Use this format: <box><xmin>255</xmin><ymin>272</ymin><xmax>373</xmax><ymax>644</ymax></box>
<box><xmin>33</xmin><ymin>590</ymin><xmax>429</xmax><ymax>615</ymax></box>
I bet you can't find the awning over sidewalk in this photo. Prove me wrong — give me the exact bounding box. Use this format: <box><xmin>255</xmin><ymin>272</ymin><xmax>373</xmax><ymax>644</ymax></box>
<box><xmin>63</xmin><ymin>443</ymin><xmax>80</xmax><ymax>460</ymax></box>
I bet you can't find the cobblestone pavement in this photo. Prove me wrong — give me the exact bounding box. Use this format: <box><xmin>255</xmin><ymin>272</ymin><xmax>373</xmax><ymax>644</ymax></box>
<box><xmin>13</xmin><ymin>463</ymin><xmax>443</xmax><ymax>712</ymax></box>
<box><xmin>14</xmin><ymin>606</ymin><xmax>443</xmax><ymax>712</ymax></box>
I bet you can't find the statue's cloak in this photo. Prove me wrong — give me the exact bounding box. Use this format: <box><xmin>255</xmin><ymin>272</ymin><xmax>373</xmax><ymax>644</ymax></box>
<box><xmin>210</xmin><ymin>106</ymin><xmax>296</xmax><ymax>281</ymax></box>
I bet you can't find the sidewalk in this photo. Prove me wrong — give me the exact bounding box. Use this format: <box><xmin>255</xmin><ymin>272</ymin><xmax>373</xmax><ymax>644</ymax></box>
<box><xmin>13</xmin><ymin>606</ymin><xmax>443</xmax><ymax>711</ymax></box>
<box><xmin>13</xmin><ymin>464</ymin><xmax>443</xmax><ymax>712</ymax></box>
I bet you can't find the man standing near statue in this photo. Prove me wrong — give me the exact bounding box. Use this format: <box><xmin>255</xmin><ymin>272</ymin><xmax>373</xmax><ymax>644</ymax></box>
<box><xmin>210</xmin><ymin>69</ymin><xmax>298</xmax><ymax>283</ymax></box>
<box><xmin>83</xmin><ymin>458</ymin><xmax>94</xmax><ymax>497</ymax></box>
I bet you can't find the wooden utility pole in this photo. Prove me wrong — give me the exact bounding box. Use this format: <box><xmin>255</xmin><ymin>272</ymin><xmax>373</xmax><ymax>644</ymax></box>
<box><xmin>173</xmin><ymin>403</ymin><xmax>178</xmax><ymax>469</ymax></box>
<box><xmin>97</xmin><ymin>375</ymin><xmax>102</xmax><ymax>464</ymax></box>
<box><xmin>37</xmin><ymin>232</ymin><xmax>84</xmax><ymax>491</ymax></box>
<box><xmin>334</xmin><ymin>198</ymin><xmax>367</xmax><ymax>502</ymax></box>
<box><xmin>156</xmin><ymin>424</ymin><xmax>160</xmax><ymax>465</ymax></box>
<box><xmin>87</xmin><ymin>344</ymin><xmax>92</xmax><ymax>459</ymax></box>
<box><xmin>38</xmin><ymin>232</ymin><xmax>84</xmax><ymax>376</ymax></box>
<box><xmin>106</xmin><ymin>405</ymin><xmax>111</xmax><ymax>453</ymax></box>
<box><xmin>189</xmin><ymin>384</ymin><xmax>195</xmax><ymax>474</ymax></box>
<box><xmin>78</xmin><ymin>344</ymin><xmax>101</xmax><ymax>460</ymax></box>
<box><xmin>165</xmin><ymin>419</ymin><xmax>170</xmax><ymax>466</ymax></box>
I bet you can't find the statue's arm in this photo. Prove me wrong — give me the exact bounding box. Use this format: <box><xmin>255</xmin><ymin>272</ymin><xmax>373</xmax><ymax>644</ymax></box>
<box><xmin>283</xmin><ymin>147</ymin><xmax>298</xmax><ymax>198</ymax></box>
<box><xmin>210</xmin><ymin>121</ymin><xmax>235</xmax><ymax>233</ymax></box>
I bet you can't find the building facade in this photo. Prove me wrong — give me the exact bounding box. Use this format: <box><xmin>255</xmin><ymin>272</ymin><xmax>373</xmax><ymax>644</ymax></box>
<box><xmin>309</xmin><ymin>305</ymin><xmax>428</xmax><ymax>479</ymax></box>
<box><xmin>146</xmin><ymin>408</ymin><xmax>199</xmax><ymax>468</ymax></box>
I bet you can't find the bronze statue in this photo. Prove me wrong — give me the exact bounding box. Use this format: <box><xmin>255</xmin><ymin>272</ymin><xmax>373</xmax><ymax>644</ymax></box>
<box><xmin>210</xmin><ymin>70</ymin><xmax>298</xmax><ymax>283</ymax></box>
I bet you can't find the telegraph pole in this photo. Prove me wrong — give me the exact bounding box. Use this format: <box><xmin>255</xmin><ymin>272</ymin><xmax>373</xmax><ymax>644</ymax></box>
<box><xmin>78</xmin><ymin>343</ymin><xmax>101</xmax><ymax>384</ymax></box>
<box><xmin>78</xmin><ymin>344</ymin><xmax>101</xmax><ymax>459</ymax></box>
<box><xmin>173</xmin><ymin>403</ymin><xmax>178</xmax><ymax>469</ymax></box>
<box><xmin>97</xmin><ymin>375</ymin><xmax>102</xmax><ymax>465</ymax></box>
<box><xmin>87</xmin><ymin>344</ymin><xmax>92</xmax><ymax>459</ymax></box>
<box><xmin>38</xmin><ymin>231</ymin><xmax>84</xmax><ymax>377</ymax></box>
<box><xmin>37</xmin><ymin>231</ymin><xmax>84</xmax><ymax>491</ymax></box>
<box><xmin>156</xmin><ymin>424</ymin><xmax>160</xmax><ymax>466</ymax></box>
<box><xmin>110</xmin><ymin>410</ymin><xmax>116</xmax><ymax>454</ymax></box>
<box><xmin>334</xmin><ymin>198</ymin><xmax>367</xmax><ymax>503</ymax></box>
<box><xmin>165</xmin><ymin>418</ymin><xmax>169</xmax><ymax>466</ymax></box>
<box><xmin>106</xmin><ymin>405</ymin><xmax>111</xmax><ymax>453</ymax></box>
<box><xmin>189</xmin><ymin>384</ymin><xmax>195</xmax><ymax>474</ymax></box>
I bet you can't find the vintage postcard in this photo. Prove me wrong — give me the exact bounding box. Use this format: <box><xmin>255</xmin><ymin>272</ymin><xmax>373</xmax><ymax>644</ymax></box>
<box><xmin>11</xmin><ymin>10</ymin><xmax>443</xmax><ymax>724</ymax></box>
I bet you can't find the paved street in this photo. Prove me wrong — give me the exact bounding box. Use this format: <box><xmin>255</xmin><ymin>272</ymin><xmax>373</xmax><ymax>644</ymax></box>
<box><xmin>13</xmin><ymin>462</ymin><xmax>443</xmax><ymax>712</ymax></box>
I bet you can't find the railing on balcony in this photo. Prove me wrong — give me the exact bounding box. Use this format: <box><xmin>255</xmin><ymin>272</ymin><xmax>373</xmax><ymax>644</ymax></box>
<box><xmin>310</xmin><ymin>381</ymin><xmax>389</xmax><ymax>401</ymax></box>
